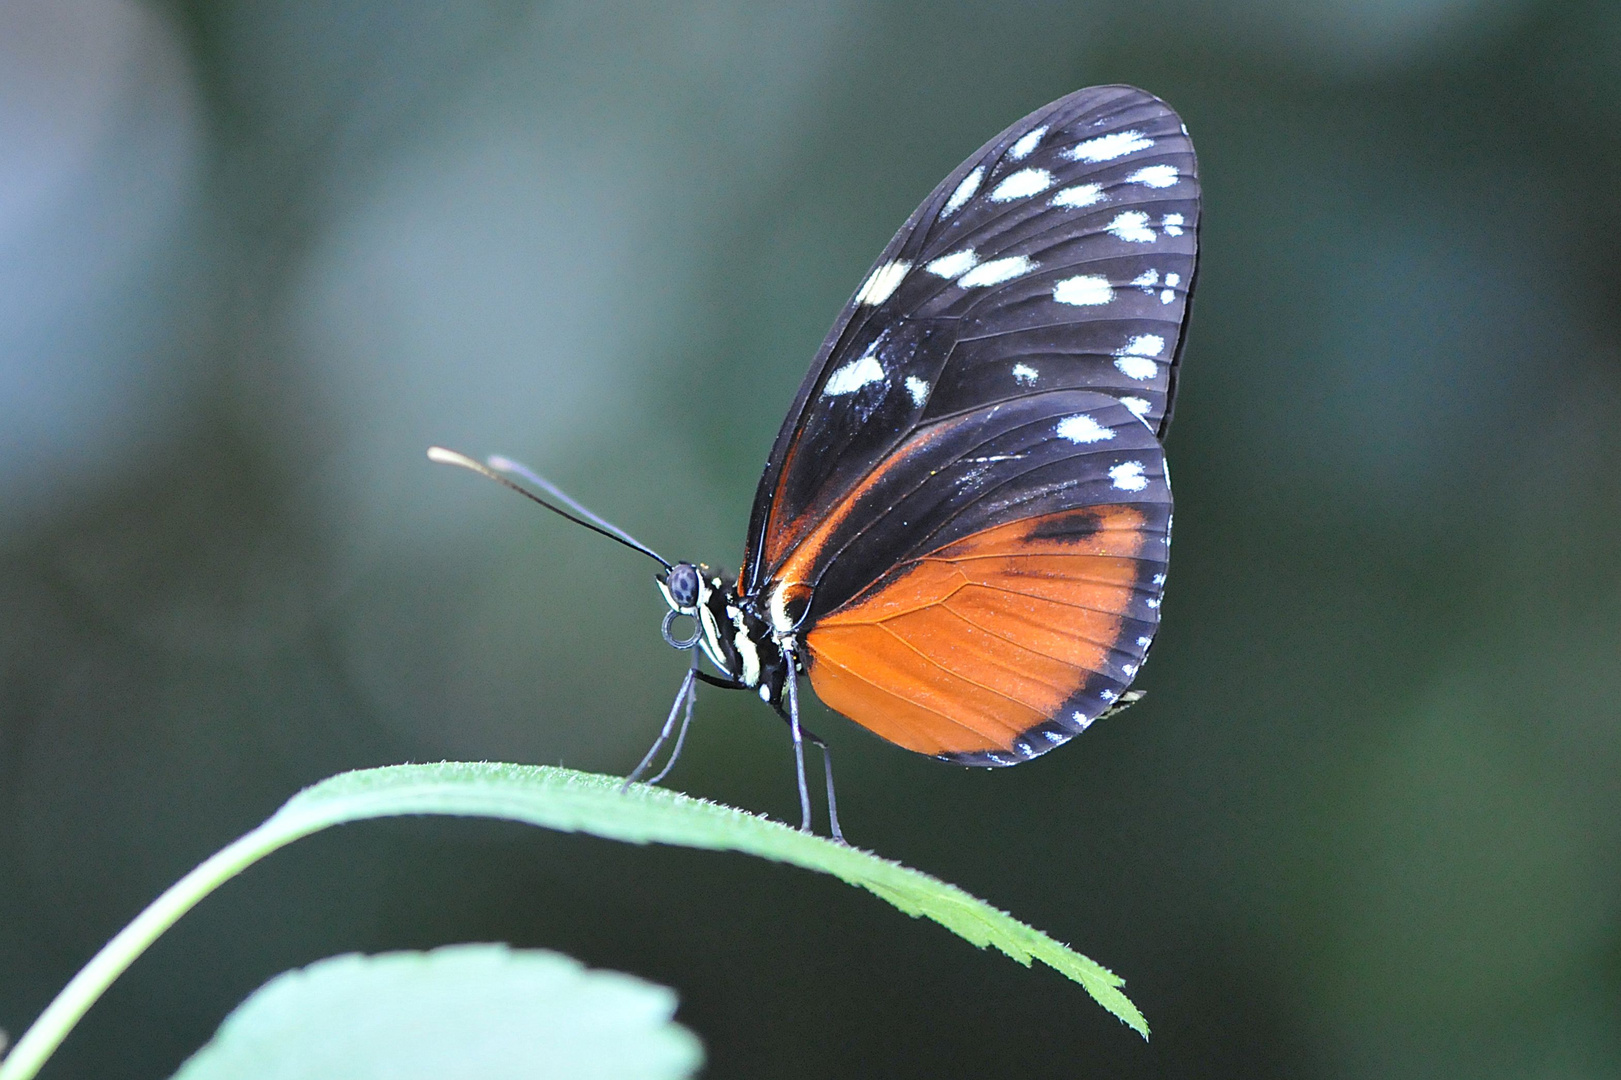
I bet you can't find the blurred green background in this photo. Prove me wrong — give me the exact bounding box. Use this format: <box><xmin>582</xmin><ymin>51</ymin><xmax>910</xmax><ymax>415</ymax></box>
<box><xmin>2</xmin><ymin>1</ymin><xmax>1618</xmax><ymax>1076</ymax></box>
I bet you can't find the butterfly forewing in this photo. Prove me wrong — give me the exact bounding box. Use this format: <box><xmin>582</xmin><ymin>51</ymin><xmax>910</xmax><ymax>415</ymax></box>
<box><xmin>743</xmin><ymin>85</ymin><xmax>1199</xmax><ymax>591</ymax></box>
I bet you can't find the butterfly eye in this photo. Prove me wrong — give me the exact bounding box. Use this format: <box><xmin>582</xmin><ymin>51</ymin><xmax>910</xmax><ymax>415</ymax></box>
<box><xmin>664</xmin><ymin>563</ymin><xmax>701</xmax><ymax>609</ymax></box>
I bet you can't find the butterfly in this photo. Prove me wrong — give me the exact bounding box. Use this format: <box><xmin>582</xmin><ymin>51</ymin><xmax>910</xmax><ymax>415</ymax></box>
<box><xmin>433</xmin><ymin>84</ymin><xmax>1200</xmax><ymax>840</ymax></box>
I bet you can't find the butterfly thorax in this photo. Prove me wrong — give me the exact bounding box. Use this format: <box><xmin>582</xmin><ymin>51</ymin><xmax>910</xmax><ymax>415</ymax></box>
<box><xmin>657</xmin><ymin>561</ymin><xmax>792</xmax><ymax>706</ymax></box>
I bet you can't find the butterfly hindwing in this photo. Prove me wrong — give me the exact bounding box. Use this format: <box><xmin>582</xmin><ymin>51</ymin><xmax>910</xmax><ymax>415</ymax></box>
<box><xmin>743</xmin><ymin>85</ymin><xmax>1199</xmax><ymax>592</ymax></box>
<box><xmin>776</xmin><ymin>392</ymin><xmax>1170</xmax><ymax>762</ymax></box>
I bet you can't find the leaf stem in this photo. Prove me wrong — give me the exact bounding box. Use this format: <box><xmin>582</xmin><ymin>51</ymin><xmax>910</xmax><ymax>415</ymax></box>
<box><xmin>0</xmin><ymin>810</ymin><xmax>330</xmax><ymax>1080</ymax></box>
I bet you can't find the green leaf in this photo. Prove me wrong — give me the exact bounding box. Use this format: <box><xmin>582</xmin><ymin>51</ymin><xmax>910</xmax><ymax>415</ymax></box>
<box><xmin>0</xmin><ymin>763</ymin><xmax>1144</xmax><ymax>1080</ymax></box>
<box><xmin>278</xmin><ymin>763</ymin><xmax>1143</xmax><ymax>1030</ymax></box>
<box><xmin>170</xmin><ymin>944</ymin><xmax>702</xmax><ymax>1080</ymax></box>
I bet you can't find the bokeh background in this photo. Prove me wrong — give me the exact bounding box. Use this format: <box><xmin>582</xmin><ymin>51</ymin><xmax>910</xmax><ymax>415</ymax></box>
<box><xmin>2</xmin><ymin>1</ymin><xmax>1618</xmax><ymax>1076</ymax></box>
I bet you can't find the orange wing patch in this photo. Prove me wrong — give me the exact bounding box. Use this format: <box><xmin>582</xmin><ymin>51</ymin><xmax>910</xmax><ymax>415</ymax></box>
<box><xmin>804</xmin><ymin>506</ymin><xmax>1150</xmax><ymax>757</ymax></box>
<box><xmin>764</xmin><ymin>423</ymin><xmax>951</xmax><ymax>583</ymax></box>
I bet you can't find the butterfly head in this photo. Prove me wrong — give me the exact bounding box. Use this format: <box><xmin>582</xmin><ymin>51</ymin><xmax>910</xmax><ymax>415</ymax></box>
<box><xmin>656</xmin><ymin>562</ymin><xmax>786</xmax><ymax>699</ymax></box>
<box><xmin>658</xmin><ymin>562</ymin><xmax>702</xmax><ymax>612</ymax></box>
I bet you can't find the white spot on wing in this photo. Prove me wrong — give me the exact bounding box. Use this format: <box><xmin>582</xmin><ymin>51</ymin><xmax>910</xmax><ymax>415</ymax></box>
<box><xmin>1115</xmin><ymin>355</ymin><xmax>1157</xmax><ymax>380</ymax></box>
<box><xmin>1160</xmin><ymin>272</ymin><xmax>1181</xmax><ymax>305</ymax></box>
<box><xmin>1008</xmin><ymin>126</ymin><xmax>1046</xmax><ymax>161</ymax></box>
<box><xmin>1113</xmin><ymin>334</ymin><xmax>1165</xmax><ymax>381</ymax></box>
<box><xmin>905</xmin><ymin>375</ymin><xmax>929</xmax><ymax>406</ymax></box>
<box><xmin>1012</xmin><ymin>363</ymin><xmax>1038</xmax><ymax>385</ymax></box>
<box><xmin>1163</xmin><ymin>213</ymin><xmax>1185</xmax><ymax>236</ymax></box>
<box><xmin>1132</xmin><ymin>269</ymin><xmax>1160</xmax><ymax>292</ymax></box>
<box><xmin>823</xmin><ymin>354</ymin><xmax>884</xmax><ymax>395</ymax></box>
<box><xmin>1125</xmin><ymin>334</ymin><xmax>1166</xmax><ymax>357</ymax></box>
<box><xmin>1051</xmin><ymin>183</ymin><xmax>1103</xmax><ymax>208</ymax></box>
<box><xmin>1066</xmin><ymin>130</ymin><xmax>1154</xmax><ymax>162</ymax></box>
<box><xmin>1056</xmin><ymin>414</ymin><xmax>1115</xmax><ymax>443</ymax></box>
<box><xmin>1053</xmin><ymin>274</ymin><xmax>1113</xmax><ymax>306</ymax></box>
<box><xmin>1128</xmin><ymin>332</ymin><xmax>1167</xmax><ymax>356</ymax></box>
<box><xmin>942</xmin><ymin>167</ymin><xmax>982</xmax><ymax>217</ymax></box>
<box><xmin>1121</xmin><ymin>396</ymin><xmax>1152</xmax><ymax>419</ymax></box>
<box><xmin>1109</xmin><ymin>460</ymin><xmax>1149</xmax><ymax>491</ymax></box>
<box><xmin>1125</xmin><ymin>164</ymin><xmax>1179</xmax><ymax>188</ymax></box>
<box><xmin>1073</xmin><ymin>711</ymin><xmax>1097</xmax><ymax>731</ymax></box>
<box><xmin>925</xmin><ymin>249</ymin><xmax>978</xmax><ymax>278</ymax></box>
<box><xmin>1107</xmin><ymin>211</ymin><xmax>1155</xmax><ymax>243</ymax></box>
<box><xmin>854</xmin><ymin>259</ymin><xmax>910</xmax><ymax>305</ymax></box>
<box><xmin>958</xmin><ymin>254</ymin><xmax>1037</xmax><ymax>287</ymax></box>
<box><xmin>988</xmin><ymin>168</ymin><xmax>1054</xmax><ymax>202</ymax></box>
<box><xmin>1042</xmin><ymin>730</ymin><xmax>1064</xmax><ymax>744</ymax></box>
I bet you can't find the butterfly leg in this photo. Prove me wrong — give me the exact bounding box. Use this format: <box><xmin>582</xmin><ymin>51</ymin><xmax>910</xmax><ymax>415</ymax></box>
<box><xmin>645</xmin><ymin>663</ymin><xmax>700</xmax><ymax>786</ymax></box>
<box><xmin>775</xmin><ymin>671</ymin><xmax>845</xmax><ymax>842</ymax></box>
<box><xmin>622</xmin><ymin>654</ymin><xmax>699</xmax><ymax>791</ymax></box>
<box><xmin>1095</xmin><ymin>689</ymin><xmax>1146</xmax><ymax>723</ymax></box>
<box><xmin>807</xmin><ymin>728</ymin><xmax>844</xmax><ymax>843</ymax></box>
<box><xmin>781</xmin><ymin>660</ymin><xmax>814</xmax><ymax>832</ymax></box>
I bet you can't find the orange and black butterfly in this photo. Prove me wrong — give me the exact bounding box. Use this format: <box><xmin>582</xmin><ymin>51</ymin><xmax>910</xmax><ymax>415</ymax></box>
<box><xmin>433</xmin><ymin>85</ymin><xmax>1199</xmax><ymax>840</ymax></box>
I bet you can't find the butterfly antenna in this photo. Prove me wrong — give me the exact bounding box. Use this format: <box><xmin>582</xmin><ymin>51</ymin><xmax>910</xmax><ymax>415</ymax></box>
<box><xmin>428</xmin><ymin>446</ymin><xmax>671</xmax><ymax>568</ymax></box>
